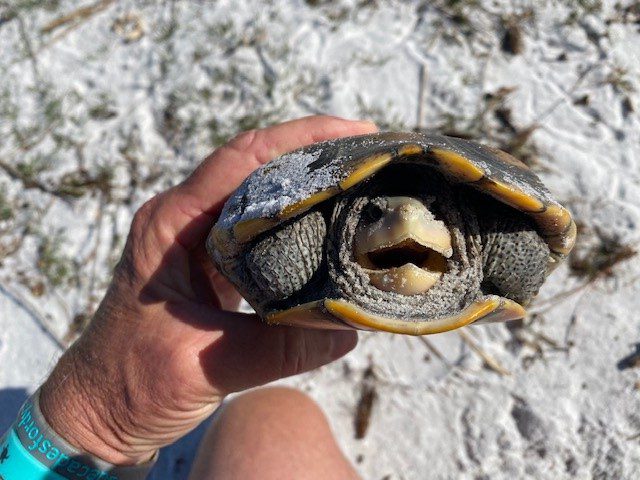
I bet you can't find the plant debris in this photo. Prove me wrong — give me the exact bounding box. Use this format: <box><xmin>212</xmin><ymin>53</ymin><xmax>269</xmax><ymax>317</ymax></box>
<box><xmin>458</xmin><ymin>329</ymin><xmax>511</xmax><ymax>376</ymax></box>
<box><xmin>569</xmin><ymin>226</ymin><xmax>637</xmax><ymax>280</ymax></box>
<box><xmin>354</xmin><ymin>363</ymin><xmax>378</xmax><ymax>440</ymax></box>
<box><xmin>617</xmin><ymin>344</ymin><xmax>640</xmax><ymax>370</ymax></box>
<box><xmin>112</xmin><ymin>12</ymin><xmax>144</xmax><ymax>43</ymax></box>
<box><xmin>41</xmin><ymin>0</ymin><xmax>114</xmax><ymax>35</ymax></box>
<box><xmin>501</xmin><ymin>21</ymin><xmax>524</xmax><ymax>55</ymax></box>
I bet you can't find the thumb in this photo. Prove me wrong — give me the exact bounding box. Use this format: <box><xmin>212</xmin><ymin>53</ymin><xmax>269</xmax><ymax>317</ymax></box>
<box><xmin>196</xmin><ymin>312</ymin><xmax>358</xmax><ymax>393</ymax></box>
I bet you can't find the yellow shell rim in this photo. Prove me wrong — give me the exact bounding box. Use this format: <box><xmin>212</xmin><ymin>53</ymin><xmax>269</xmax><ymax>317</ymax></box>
<box><xmin>229</xmin><ymin>142</ymin><xmax>576</xmax><ymax>258</ymax></box>
<box><xmin>266</xmin><ymin>296</ymin><xmax>526</xmax><ymax>336</ymax></box>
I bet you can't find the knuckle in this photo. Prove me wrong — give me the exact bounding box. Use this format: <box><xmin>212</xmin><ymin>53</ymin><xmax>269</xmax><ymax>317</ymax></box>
<box><xmin>279</xmin><ymin>329</ymin><xmax>308</xmax><ymax>378</ymax></box>
<box><xmin>131</xmin><ymin>195</ymin><xmax>161</xmax><ymax>233</ymax></box>
<box><xmin>219</xmin><ymin>128</ymin><xmax>268</xmax><ymax>166</ymax></box>
<box><xmin>118</xmin><ymin>194</ymin><xmax>163</xmax><ymax>280</ymax></box>
<box><xmin>227</xmin><ymin>129</ymin><xmax>260</xmax><ymax>152</ymax></box>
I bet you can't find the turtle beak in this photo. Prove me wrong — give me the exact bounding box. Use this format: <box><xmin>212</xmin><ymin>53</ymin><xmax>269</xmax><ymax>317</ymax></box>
<box><xmin>354</xmin><ymin>197</ymin><xmax>452</xmax><ymax>295</ymax></box>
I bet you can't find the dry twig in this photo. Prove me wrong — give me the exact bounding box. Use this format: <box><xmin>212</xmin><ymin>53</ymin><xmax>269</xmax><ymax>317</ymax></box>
<box><xmin>41</xmin><ymin>0</ymin><xmax>114</xmax><ymax>34</ymax></box>
<box><xmin>415</xmin><ymin>63</ymin><xmax>428</xmax><ymax>131</ymax></box>
<box><xmin>354</xmin><ymin>363</ymin><xmax>377</xmax><ymax>440</ymax></box>
<box><xmin>417</xmin><ymin>336</ymin><xmax>451</xmax><ymax>367</ymax></box>
<box><xmin>458</xmin><ymin>329</ymin><xmax>511</xmax><ymax>376</ymax></box>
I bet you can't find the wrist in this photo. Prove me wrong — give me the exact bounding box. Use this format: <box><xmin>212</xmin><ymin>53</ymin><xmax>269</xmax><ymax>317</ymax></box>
<box><xmin>1</xmin><ymin>389</ymin><xmax>158</xmax><ymax>480</ymax></box>
<box><xmin>39</xmin><ymin>347</ymin><xmax>156</xmax><ymax>466</ymax></box>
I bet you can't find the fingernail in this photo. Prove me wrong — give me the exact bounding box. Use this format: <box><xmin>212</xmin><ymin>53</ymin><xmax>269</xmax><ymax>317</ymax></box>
<box><xmin>332</xmin><ymin>115</ymin><xmax>377</xmax><ymax>127</ymax></box>
<box><xmin>330</xmin><ymin>331</ymin><xmax>358</xmax><ymax>358</ymax></box>
<box><xmin>356</xmin><ymin>120</ymin><xmax>379</xmax><ymax>131</ymax></box>
<box><xmin>351</xmin><ymin>118</ymin><xmax>377</xmax><ymax>127</ymax></box>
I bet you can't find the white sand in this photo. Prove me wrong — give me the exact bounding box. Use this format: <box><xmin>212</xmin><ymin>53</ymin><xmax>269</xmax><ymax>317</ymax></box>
<box><xmin>1</xmin><ymin>0</ymin><xmax>639</xmax><ymax>478</ymax></box>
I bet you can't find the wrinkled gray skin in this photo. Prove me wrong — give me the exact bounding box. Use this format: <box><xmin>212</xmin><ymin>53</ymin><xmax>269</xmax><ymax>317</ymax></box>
<box><xmin>238</xmin><ymin>164</ymin><xmax>549</xmax><ymax>320</ymax></box>
<box><xmin>246</xmin><ymin>210</ymin><xmax>326</xmax><ymax>300</ymax></box>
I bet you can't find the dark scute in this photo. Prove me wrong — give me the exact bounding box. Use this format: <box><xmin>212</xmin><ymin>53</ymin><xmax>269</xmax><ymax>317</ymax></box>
<box><xmin>246</xmin><ymin>210</ymin><xmax>326</xmax><ymax>300</ymax></box>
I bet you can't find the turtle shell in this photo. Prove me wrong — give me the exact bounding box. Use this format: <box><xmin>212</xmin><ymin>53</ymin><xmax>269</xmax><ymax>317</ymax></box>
<box><xmin>207</xmin><ymin>132</ymin><xmax>576</xmax><ymax>335</ymax></box>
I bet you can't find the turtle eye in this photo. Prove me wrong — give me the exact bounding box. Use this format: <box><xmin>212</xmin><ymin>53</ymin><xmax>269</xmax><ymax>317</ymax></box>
<box><xmin>363</xmin><ymin>203</ymin><xmax>383</xmax><ymax>223</ymax></box>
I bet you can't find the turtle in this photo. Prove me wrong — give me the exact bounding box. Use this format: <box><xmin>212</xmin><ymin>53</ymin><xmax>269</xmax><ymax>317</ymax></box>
<box><xmin>206</xmin><ymin>132</ymin><xmax>576</xmax><ymax>335</ymax></box>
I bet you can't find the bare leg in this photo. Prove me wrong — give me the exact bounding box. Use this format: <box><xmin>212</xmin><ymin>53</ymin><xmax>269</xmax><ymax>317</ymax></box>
<box><xmin>188</xmin><ymin>387</ymin><xmax>361</xmax><ymax>480</ymax></box>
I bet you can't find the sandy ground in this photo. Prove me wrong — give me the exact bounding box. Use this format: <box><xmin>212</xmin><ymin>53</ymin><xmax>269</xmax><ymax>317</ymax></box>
<box><xmin>1</xmin><ymin>0</ymin><xmax>640</xmax><ymax>478</ymax></box>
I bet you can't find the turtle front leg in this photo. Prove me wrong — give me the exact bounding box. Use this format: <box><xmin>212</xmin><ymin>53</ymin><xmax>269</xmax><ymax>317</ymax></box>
<box><xmin>245</xmin><ymin>210</ymin><xmax>326</xmax><ymax>302</ymax></box>
<box><xmin>478</xmin><ymin>205</ymin><xmax>550</xmax><ymax>305</ymax></box>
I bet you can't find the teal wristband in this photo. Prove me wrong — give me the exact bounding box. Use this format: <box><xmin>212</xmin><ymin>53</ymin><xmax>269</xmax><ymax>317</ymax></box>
<box><xmin>0</xmin><ymin>391</ymin><xmax>157</xmax><ymax>480</ymax></box>
<box><xmin>0</xmin><ymin>429</ymin><xmax>67</xmax><ymax>479</ymax></box>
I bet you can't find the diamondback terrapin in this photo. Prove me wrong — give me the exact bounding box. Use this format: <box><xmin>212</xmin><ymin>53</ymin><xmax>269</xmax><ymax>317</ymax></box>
<box><xmin>207</xmin><ymin>133</ymin><xmax>576</xmax><ymax>335</ymax></box>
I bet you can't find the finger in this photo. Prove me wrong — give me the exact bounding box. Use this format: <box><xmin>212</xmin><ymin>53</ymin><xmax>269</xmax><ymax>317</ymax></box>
<box><xmin>207</xmin><ymin>267</ymin><xmax>243</xmax><ymax>311</ymax></box>
<box><xmin>184</xmin><ymin>115</ymin><xmax>378</xmax><ymax>212</ymax></box>
<box><xmin>194</xmin><ymin>311</ymin><xmax>359</xmax><ymax>394</ymax></box>
<box><xmin>189</xmin><ymin>243</ymin><xmax>243</xmax><ymax>310</ymax></box>
<box><xmin>165</xmin><ymin>116</ymin><xmax>378</xmax><ymax>249</ymax></box>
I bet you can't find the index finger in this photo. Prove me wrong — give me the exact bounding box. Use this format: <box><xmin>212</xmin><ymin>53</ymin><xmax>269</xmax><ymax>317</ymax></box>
<box><xmin>184</xmin><ymin>115</ymin><xmax>377</xmax><ymax>212</ymax></box>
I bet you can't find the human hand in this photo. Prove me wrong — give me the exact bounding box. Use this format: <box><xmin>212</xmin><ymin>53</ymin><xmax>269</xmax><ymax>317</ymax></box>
<box><xmin>39</xmin><ymin>116</ymin><xmax>378</xmax><ymax>465</ymax></box>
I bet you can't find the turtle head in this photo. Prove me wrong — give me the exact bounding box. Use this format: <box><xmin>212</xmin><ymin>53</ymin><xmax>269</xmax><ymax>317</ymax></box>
<box><xmin>353</xmin><ymin>196</ymin><xmax>452</xmax><ymax>295</ymax></box>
